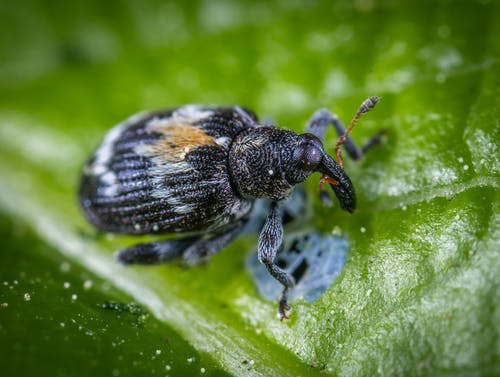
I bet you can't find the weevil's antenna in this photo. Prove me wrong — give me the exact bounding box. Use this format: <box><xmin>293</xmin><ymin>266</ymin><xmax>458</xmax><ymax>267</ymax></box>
<box><xmin>334</xmin><ymin>96</ymin><xmax>380</xmax><ymax>169</ymax></box>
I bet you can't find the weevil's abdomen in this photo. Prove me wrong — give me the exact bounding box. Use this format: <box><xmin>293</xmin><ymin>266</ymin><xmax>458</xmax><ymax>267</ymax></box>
<box><xmin>79</xmin><ymin>106</ymin><xmax>255</xmax><ymax>235</ymax></box>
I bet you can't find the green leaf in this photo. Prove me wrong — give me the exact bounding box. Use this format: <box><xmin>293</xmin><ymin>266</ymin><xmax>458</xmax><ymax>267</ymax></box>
<box><xmin>1</xmin><ymin>1</ymin><xmax>499</xmax><ymax>376</ymax></box>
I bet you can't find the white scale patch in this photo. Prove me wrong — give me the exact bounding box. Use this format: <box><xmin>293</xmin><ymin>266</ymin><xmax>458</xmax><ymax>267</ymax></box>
<box><xmin>86</xmin><ymin>111</ymin><xmax>148</xmax><ymax>197</ymax></box>
<box><xmin>100</xmin><ymin>170</ymin><xmax>119</xmax><ymax>196</ymax></box>
<box><xmin>215</xmin><ymin>136</ymin><xmax>231</xmax><ymax>148</ymax></box>
<box><xmin>172</xmin><ymin>105</ymin><xmax>214</xmax><ymax>123</ymax></box>
<box><xmin>87</xmin><ymin>106</ymin><xmax>216</xmax><ymax>201</ymax></box>
<box><xmin>137</xmin><ymin>106</ymin><xmax>215</xmax><ymax>214</ymax></box>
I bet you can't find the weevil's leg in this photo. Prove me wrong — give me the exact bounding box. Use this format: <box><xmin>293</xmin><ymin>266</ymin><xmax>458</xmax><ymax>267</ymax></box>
<box><xmin>305</xmin><ymin>109</ymin><xmax>339</xmax><ymax>205</ymax></box>
<box><xmin>182</xmin><ymin>219</ymin><xmax>248</xmax><ymax>265</ymax></box>
<box><xmin>305</xmin><ymin>108</ymin><xmax>335</xmax><ymax>142</ymax></box>
<box><xmin>258</xmin><ymin>201</ymin><xmax>295</xmax><ymax>321</ymax></box>
<box><xmin>306</xmin><ymin>107</ymin><xmax>385</xmax><ymax>204</ymax></box>
<box><xmin>306</xmin><ymin>107</ymin><xmax>386</xmax><ymax>160</ymax></box>
<box><xmin>305</xmin><ymin>109</ymin><xmax>346</xmax><ymax>204</ymax></box>
<box><xmin>360</xmin><ymin>129</ymin><xmax>387</xmax><ymax>155</ymax></box>
<box><xmin>117</xmin><ymin>226</ymin><xmax>244</xmax><ymax>266</ymax></box>
<box><xmin>116</xmin><ymin>236</ymin><xmax>198</xmax><ymax>265</ymax></box>
<box><xmin>117</xmin><ymin>219</ymin><xmax>248</xmax><ymax>266</ymax></box>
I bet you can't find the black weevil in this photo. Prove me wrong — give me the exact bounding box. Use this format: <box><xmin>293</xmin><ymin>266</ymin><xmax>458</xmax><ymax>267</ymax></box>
<box><xmin>79</xmin><ymin>97</ymin><xmax>384</xmax><ymax>320</ymax></box>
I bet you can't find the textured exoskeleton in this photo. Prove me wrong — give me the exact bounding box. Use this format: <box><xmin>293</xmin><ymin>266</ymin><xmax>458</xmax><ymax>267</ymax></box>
<box><xmin>79</xmin><ymin>99</ymin><xmax>384</xmax><ymax>320</ymax></box>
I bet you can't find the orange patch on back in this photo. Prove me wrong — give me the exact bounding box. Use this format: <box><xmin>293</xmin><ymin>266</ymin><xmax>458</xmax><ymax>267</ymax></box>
<box><xmin>137</xmin><ymin>121</ymin><xmax>217</xmax><ymax>163</ymax></box>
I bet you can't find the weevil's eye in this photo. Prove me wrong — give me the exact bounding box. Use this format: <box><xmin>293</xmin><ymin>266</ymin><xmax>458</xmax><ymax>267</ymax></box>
<box><xmin>298</xmin><ymin>144</ymin><xmax>322</xmax><ymax>169</ymax></box>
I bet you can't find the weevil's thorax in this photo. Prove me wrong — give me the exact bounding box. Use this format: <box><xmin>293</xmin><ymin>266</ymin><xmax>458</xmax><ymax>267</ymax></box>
<box><xmin>229</xmin><ymin>127</ymin><xmax>313</xmax><ymax>201</ymax></box>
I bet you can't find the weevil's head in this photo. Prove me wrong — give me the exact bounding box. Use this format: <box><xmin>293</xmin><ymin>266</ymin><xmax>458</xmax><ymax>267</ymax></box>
<box><xmin>286</xmin><ymin>133</ymin><xmax>356</xmax><ymax>213</ymax></box>
<box><xmin>229</xmin><ymin>128</ymin><xmax>355</xmax><ymax>212</ymax></box>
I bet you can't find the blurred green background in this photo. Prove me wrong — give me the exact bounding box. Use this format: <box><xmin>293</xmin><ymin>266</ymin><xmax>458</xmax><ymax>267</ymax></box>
<box><xmin>0</xmin><ymin>0</ymin><xmax>499</xmax><ymax>376</ymax></box>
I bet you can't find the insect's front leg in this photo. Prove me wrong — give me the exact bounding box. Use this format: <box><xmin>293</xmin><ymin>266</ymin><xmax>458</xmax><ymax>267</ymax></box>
<box><xmin>257</xmin><ymin>201</ymin><xmax>295</xmax><ymax>321</ymax></box>
<box><xmin>304</xmin><ymin>108</ymin><xmax>335</xmax><ymax>142</ymax></box>
<box><xmin>306</xmin><ymin>108</ymin><xmax>386</xmax><ymax>160</ymax></box>
<box><xmin>305</xmin><ymin>107</ymin><xmax>386</xmax><ymax>204</ymax></box>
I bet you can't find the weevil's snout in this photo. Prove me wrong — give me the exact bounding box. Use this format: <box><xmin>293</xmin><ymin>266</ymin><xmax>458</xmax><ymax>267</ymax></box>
<box><xmin>331</xmin><ymin>178</ymin><xmax>356</xmax><ymax>213</ymax></box>
<box><xmin>317</xmin><ymin>153</ymin><xmax>356</xmax><ymax>213</ymax></box>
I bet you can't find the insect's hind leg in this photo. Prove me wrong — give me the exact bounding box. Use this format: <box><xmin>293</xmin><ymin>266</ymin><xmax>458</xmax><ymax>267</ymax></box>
<box><xmin>182</xmin><ymin>219</ymin><xmax>248</xmax><ymax>265</ymax></box>
<box><xmin>116</xmin><ymin>219</ymin><xmax>247</xmax><ymax>266</ymax></box>
<box><xmin>116</xmin><ymin>236</ymin><xmax>197</xmax><ymax>265</ymax></box>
